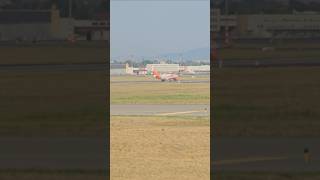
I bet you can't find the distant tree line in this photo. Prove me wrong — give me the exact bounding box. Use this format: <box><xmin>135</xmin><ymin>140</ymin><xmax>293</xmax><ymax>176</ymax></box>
<box><xmin>212</xmin><ymin>0</ymin><xmax>320</xmax><ymax>14</ymax></box>
<box><xmin>112</xmin><ymin>59</ymin><xmax>210</xmax><ymax>67</ymax></box>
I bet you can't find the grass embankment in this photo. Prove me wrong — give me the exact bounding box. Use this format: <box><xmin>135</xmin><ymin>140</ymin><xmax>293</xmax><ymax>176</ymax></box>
<box><xmin>213</xmin><ymin>67</ymin><xmax>320</xmax><ymax>137</ymax></box>
<box><xmin>111</xmin><ymin>76</ymin><xmax>210</xmax><ymax>104</ymax></box>
<box><xmin>0</xmin><ymin>71</ymin><xmax>106</xmax><ymax>137</ymax></box>
<box><xmin>0</xmin><ymin>43</ymin><xmax>107</xmax><ymax>65</ymax></box>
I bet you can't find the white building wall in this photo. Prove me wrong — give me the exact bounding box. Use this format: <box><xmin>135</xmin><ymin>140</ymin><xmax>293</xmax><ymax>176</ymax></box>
<box><xmin>126</xmin><ymin>66</ymin><xmax>133</xmax><ymax>74</ymax></box>
<box><xmin>111</xmin><ymin>69</ymin><xmax>126</xmax><ymax>75</ymax></box>
<box><xmin>212</xmin><ymin>8</ymin><xmax>237</xmax><ymax>32</ymax></box>
<box><xmin>146</xmin><ymin>64</ymin><xmax>180</xmax><ymax>73</ymax></box>
<box><xmin>247</xmin><ymin>14</ymin><xmax>320</xmax><ymax>37</ymax></box>
<box><xmin>186</xmin><ymin>65</ymin><xmax>210</xmax><ymax>72</ymax></box>
<box><xmin>54</xmin><ymin>18</ymin><xmax>74</xmax><ymax>40</ymax></box>
<box><xmin>248</xmin><ymin>15</ymin><xmax>320</xmax><ymax>31</ymax></box>
<box><xmin>212</xmin><ymin>11</ymin><xmax>320</xmax><ymax>38</ymax></box>
<box><xmin>92</xmin><ymin>30</ymin><xmax>108</xmax><ymax>40</ymax></box>
<box><xmin>0</xmin><ymin>23</ymin><xmax>51</xmax><ymax>41</ymax></box>
<box><xmin>74</xmin><ymin>20</ymin><xmax>108</xmax><ymax>40</ymax></box>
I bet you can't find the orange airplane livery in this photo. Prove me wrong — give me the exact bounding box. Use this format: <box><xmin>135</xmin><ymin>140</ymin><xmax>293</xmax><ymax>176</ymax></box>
<box><xmin>152</xmin><ymin>69</ymin><xmax>179</xmax><ymax>82</ymax></box>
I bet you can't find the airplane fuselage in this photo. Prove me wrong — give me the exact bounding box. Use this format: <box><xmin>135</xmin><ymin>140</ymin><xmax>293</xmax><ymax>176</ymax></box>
<box><xmin>160</xmin><ymin>73</ymin><xmax>179</xmax><ymax>81</ymax></box>
<box><xmin>153</xmin><ymin>69</ymin><xmax>179</xmax><ymax>82</ymax></box>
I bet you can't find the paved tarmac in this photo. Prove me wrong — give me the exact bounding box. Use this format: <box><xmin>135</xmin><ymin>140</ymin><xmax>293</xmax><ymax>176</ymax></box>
<box><xmin>0</xmin><ymin>63</ymin><xmax>106</xmax><ymax>72</ymax></box>
<box><xmin>111</xmin><ymin>80</ymin><xmax>210</xmax><ymax>84</ymax></box>
<box><xmin>213</xmin><ymin>59</ymin><xmax>320</xmax><ymax>67</ymax></box>
<box><xmin>111</xmin><ymin>104</ymin><xmax>210</xmax><ymax>116</ymax></box>
<box><xmin>0</xmin><ymin>138</ymin><xmax>106</xmax><ymax>170</ymax></box>
<box><xmin>2</xmin><ymin>59</ymin><xmax>320</xmax><ymax>73</ymax></box>
<box><xmin>213</xmin><ymin>138</ymin><xmax>320</xmax><ymax>172</ymax></box>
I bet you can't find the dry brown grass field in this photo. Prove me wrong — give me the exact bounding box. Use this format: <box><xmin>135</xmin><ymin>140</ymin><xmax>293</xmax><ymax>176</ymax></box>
<box><xmin>111</xmin><ymin>116</ymin><xmax>210</xmax><ymax>180</ymax></box>
<box><xmin>0</xmin><ymin>71</ymin><xmax>106</xmax><ymax>137</ymax></box>
<box><xmin>0</xmin><ymin>43</ymin><xmax>107</xmax><ymax>178</ymax></box>
<box><xmin>212</xmin><ymin>67</ymin><xmax>320</xmax><ymax>179</ymax></box>
<box><xmin>110</xmin><ymin>73</ymin><xmax>210</xmax><ymax>179</ymax></box>
<box><xmin>214</xmin><ymin>67</ymin><xmax>320</xmax><ymax>137</ymax></box>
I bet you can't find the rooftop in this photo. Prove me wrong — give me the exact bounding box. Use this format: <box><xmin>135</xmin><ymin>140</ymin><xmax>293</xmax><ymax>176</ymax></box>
<box><xmin>0</xmin><ymin>10</ymin><xmax>51</xmax><ymax>24</ymax></box>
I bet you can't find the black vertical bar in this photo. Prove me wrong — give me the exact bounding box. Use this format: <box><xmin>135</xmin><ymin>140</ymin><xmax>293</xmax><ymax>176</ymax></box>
<box><xmin>210</xmin><ymin>0</ymin><xmax>214</xmax><ymax>178</ymax></box>
<box><xmin>107</xmin><ymin>0</ymin><xmax>110</xmax><ymax>178</ymax></box>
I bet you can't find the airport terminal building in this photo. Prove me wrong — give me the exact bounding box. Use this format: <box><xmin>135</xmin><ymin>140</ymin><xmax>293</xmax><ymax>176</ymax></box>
<box><xmin>212</xmin><ymin>8</ymin><xmax>320</xmax><ymax>39</ymax></box>
<box><xmin>0</xmin><ymin>5</ymin><xmax>109</xmax><ymax>41</ymax></box>
<box><xmin>0</xmin><ymin>9</ymin><xmax>56</xmax><ymax>41</ymax></box>
<box><xmin>146</xmin><ymin>64</ymin><xmax>180</xmax><ymax>73</ymax></box>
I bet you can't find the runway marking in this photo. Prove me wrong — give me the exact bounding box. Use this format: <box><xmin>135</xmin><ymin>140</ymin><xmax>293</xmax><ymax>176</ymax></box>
<box><xmin>156</xmin><ymin>110</ymin><xmax>207</xmax><ymax>116</ymax></box>
<box><xmin>213</xmin><ymin>156</ymin><xmax>289</xmax><ymax>166</ymax></box>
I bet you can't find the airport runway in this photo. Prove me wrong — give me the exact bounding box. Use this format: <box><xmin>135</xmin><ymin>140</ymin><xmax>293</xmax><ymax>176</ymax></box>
<box><xmin>0</xmin><ymin>63</ymin><xmax>106</xmax><ymax>72</ymax></box>
<box><xmin>0</xmin><ymin>138</ymin><xmax>106</xmax><ymax>170</ymax></box>
<box><xmin>3</xmin><ymin>59</ymin><xmax>320</xmax><ymax>72</ymax></box>
<box><xmin>111</xmin><ymin>104</ymin><xmax>210</xmax><ymax>116</ymax></box>
<box><xmin>111</xmin><ymin>80</ymin><xmax>210</xmax><ymax>84</ymax></box>
<box><xmin>213</xmin><ymin>138</ymin><xmax>320</xmax><ymax>172</ymax></box>
<box><xmin>213</xmin><ymin>59</ymin><xmax>320</xmax><ymax>67</ymax></box>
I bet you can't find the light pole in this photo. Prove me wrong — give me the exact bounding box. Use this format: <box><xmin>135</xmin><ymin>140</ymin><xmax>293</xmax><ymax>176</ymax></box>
<box><xmin>225</xmin><ymin>0</ymin><xmax>228</xmax><ymax>15</ymax></box>
<box><xmin>69</xmin><ymin>0</ymin><xmax>72</xmax><ymax>18</ymax></box>
<box><xmin>224</xmin><ymin>0</ymin><xmax>230</xmax><ymax>47</ymax></box>
<box><xmin>67</xmin><ymin>0</ymin><xmax>75</xmax><ymax>43</ymax></box>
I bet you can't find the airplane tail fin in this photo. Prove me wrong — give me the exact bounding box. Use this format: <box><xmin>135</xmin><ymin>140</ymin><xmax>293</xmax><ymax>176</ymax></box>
<box><xmin>153</xmin><ymin>69</ymin><xmax>161</xmax><ymax>79</ymax></box>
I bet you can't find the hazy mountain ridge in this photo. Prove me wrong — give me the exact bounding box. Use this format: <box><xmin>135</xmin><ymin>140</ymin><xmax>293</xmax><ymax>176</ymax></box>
<box><xmin>159</xmin><ymin>47</ymin><xmax>210</xmax><ymax>61</ymax></box>
<box><xmin>112</xmin><ymin>47</ymin><xmax>210</xmax><ymax>63</ymax></box>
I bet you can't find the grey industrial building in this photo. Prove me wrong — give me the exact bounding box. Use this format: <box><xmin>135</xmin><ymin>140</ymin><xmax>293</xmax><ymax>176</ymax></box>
<box><xmin>0</xmin><ymin>4</ymin><xmax>109</xmax><ymax>41</ymax></box>
<box><xmin>212</xmin><ymin>8</ymin><xmax>320</xmax><ymax>39</ymax></box>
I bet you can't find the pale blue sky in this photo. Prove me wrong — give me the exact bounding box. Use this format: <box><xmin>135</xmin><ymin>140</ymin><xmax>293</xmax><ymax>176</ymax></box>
<box><xmin>111</xmin><ymin>0</ymin><xmax>210</xmax><ymax>59</ymax></box>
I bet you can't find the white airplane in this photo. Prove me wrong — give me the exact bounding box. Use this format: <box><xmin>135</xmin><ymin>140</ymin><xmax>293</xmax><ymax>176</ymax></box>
<box><xmin>152</xmin><ymin>69</ymin><xmax>179</xmax><ymax>82</ymax></box>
